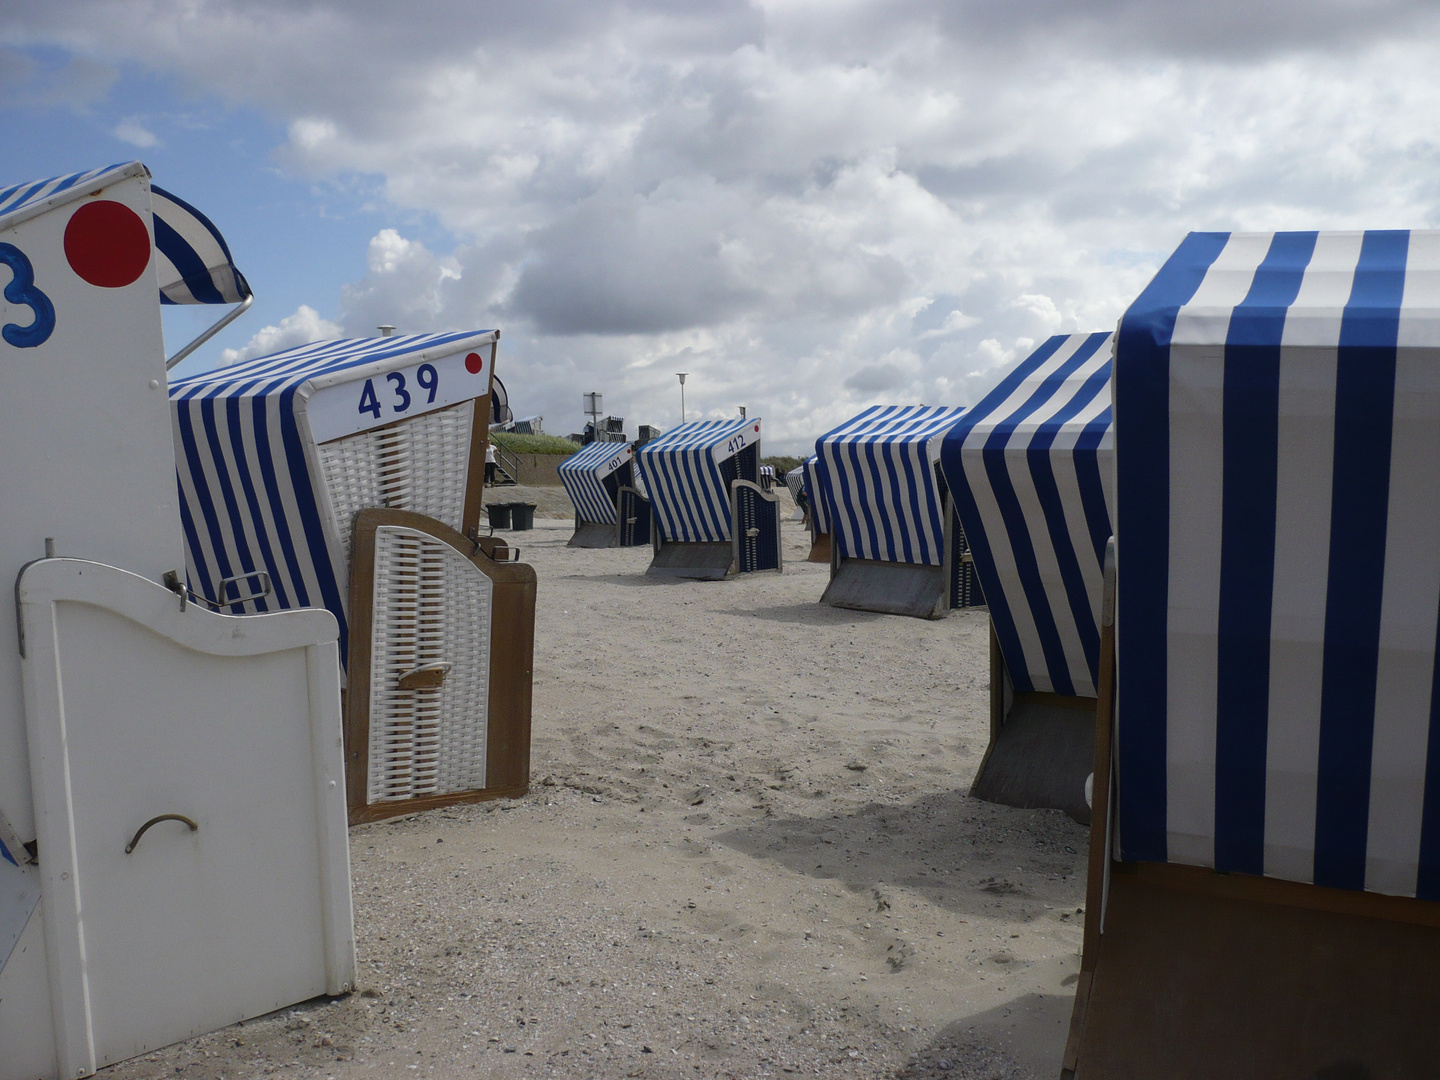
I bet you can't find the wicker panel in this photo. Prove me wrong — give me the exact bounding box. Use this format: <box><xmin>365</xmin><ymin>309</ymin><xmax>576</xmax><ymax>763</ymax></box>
<box><xmin>367</xmin><ymin>525</ymin><xmax>492</xmax><ymax>803</ymax></box>
<box><xmin>318</xmin><ymin>402</ymin><xmax>474</xmax><ymax>562</ymax></box>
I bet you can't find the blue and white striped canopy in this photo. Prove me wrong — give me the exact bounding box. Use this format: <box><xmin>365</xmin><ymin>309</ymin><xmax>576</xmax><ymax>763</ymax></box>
<box><xmin>170</xmin><ymin>331</ymin><xmax>496</xmax><ymax>662</ymax></box>
<box><xmin>815</xmin><ymin>405</ymin><xmax>965</xmax><ymax>566</ymax></box>
<box><xmin>801</xmin><ymin>455</ymin><xmax>829</xmax><ymax>535</ymax></box>
<box><xmin>940</xmin><ymin>333</ymin><xmax>1113</xmax><ymax>698</ymax></box>
<box><xmin>558</xmin><ymin>439</ymin><xmax>634</xmax><ymax>525</ymax></box>
<box><xmin>636</xmin><ymin>417</ymin><xmax>760</xmax><ymax>543</ymax></box>
<box><xmin>784</xmin><ymin>464</ymin><xmax>805</xmax><ymax>503</ymax></box>
<box><xmin>0</xmin><ymin>162</ymin><xmax>249</xmax><ymax>304</ymax></box>
<box><xmin>1114</xmin><ymin>229</ymin><xmax>1440</xmax><ymax>900</ymax></box>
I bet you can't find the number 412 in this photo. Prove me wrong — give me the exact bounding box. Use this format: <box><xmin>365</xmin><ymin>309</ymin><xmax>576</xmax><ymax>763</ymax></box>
<box><xmin>358</xmin><ymin>363</ymin><xmax>439</xmax><ymax>420</ymax></box>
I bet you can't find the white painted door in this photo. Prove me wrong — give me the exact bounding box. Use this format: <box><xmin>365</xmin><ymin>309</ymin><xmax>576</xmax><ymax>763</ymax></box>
<box><xmin>20</xmin><ymin>560</ymin><xmax>354</xmax><ymax>1078</ymax></box>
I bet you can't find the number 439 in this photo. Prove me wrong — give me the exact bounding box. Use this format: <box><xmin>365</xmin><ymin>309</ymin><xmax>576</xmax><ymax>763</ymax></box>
<box><xmin>358</xmin><ymin>363</ymin><xmax>438</xmax><ymax>420</ymax></box>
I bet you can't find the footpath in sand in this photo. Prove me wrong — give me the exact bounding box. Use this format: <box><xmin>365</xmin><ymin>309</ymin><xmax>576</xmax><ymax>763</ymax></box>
<box><xmin>103</xmin><ymin>501</ymin><xmax>1088</xmax><ymax>1080</ymax></box>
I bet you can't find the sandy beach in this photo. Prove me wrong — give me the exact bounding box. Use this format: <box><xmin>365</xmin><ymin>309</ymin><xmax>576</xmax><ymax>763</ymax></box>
<box><xmin>102</xmin><ymin>494</ymin><xmax>1088</xmax><ymax>1080</ymax></box>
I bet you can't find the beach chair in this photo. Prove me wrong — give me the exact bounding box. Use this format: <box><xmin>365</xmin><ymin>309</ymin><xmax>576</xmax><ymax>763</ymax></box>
<box><xmin>0</xmin><ymin>162</ymin><xmax>353</xmax><ymax>1080</ymax></box>
<box><xmin>800</xmin><ymin>455</ymin><xmax>832</xmax><ymax>563</ymax></box>
<box><xmin>558</xmin><ymin>439</ymin><xmax>646</xmax><ymax>547</ymax></box>
<box><xmin>815</xmin><ymin>405</ymin><xmax>978</xmax><ymax>618</ymax></box>
<box><xmin>1066</xmin><ymin>230</ymin><xmax>1440</xmax><ymax>1077</ymax></box>
<box><xmin>170</xmin><ymin>331</ymin><xmax>535</xmax><ymax>821</ymax></box>
<box><xmin>939</xmin><ymin>333</ymin><xmax>1113</xmax><ymax>823</ymax></box>
<box><xmin>636</xmin><ymin>418</ymin><xmax>781</xmax><ymax>578</ymax></box>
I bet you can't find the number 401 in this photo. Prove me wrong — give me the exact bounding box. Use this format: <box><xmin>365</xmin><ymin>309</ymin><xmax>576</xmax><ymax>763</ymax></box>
<box><xmin>358</xmin><ymin>363</ymin><xmax>439</xmax><ymax>420</ymax></box>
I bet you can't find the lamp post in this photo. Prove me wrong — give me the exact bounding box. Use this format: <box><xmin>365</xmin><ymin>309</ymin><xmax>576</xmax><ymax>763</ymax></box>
<box><xmin>676</xmin><ymin>372</ymin><xmax>688</xmax><ymax>425</ymax></box>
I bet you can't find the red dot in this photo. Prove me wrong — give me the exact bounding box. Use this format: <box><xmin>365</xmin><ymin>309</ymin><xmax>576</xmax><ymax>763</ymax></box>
<box><xmin>64</xmin><ymin>201</ymin><xmax>151</xmax><ymax>288</ymax></box>
<box><xmin>753</xmin><ymin>425</ymin><xmax>760</xmax><ymax>433</ymax></box>
<box><xmin>464</xmin><ymin>352</ymin><xmax>484</xmax><ymax>374</ymax></box>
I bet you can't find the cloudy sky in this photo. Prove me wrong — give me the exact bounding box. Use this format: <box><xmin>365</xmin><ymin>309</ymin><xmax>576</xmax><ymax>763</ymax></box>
<box><xmin>5</xmin><ymin>1</ymin><xmax>1440</xmax><ymax>452</ymax></box>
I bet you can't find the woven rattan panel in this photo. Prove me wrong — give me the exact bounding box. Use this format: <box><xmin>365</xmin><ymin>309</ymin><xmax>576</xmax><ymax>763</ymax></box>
<box><xmin>318</xmin><ymin>401</ymin><xmax>474</xmax><ymax>563</ymax></box>
<box><xmin>367</xmin><ymin>524</ymin><xmax>492</xmax><ymax>803</ymax></box>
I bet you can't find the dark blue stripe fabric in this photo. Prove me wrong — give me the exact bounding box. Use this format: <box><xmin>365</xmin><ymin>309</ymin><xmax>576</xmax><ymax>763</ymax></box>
<box><xmin>1026</xmin><ymin>334</ymin><xmax>1111</xmax><ymax>687</ymax></box>
<box><xmin>250</xmin><ymin>387</ymin><xmax>313</xmax><ymax>609</ymax></box>
<box><xmin>279</xmin><ymin>385</ymin><xmax>348</xmax><ymax>660</ymax></box>
<box><xmin>1312</xmin><ymin>230</ymin><xmax>1409</xmax><ymax>891</ymax></box>
<box><xmin>979</xmin><ymin>340</ymin><xmax>1108</xmax><ymax>696</ymax></box>
<box><xmin>942</xmin><ymin>335</ymin><xmax>1071</xmax><ymax>693</ymax></box>
<box><xmin>176</xmin><ymin>477</ymin><xmax>214</xmax><ymax>601</ymax></box>
<box><xmin>1213</xmin><ymin>231</ymin><xmax>1316</xmax><ymax>875</ymax></box>
<box><xmin>1074</xmin><ymin>407</ymin><xmax>1113</xmax><ymax>568</ymax></box>
<box><xmin>1115</xmin><ymin>231</ymin><xmax>1231</xmax><ymax>864</ymax></box>
<box><xmin>151</xmin><ymin>212</ymin><xmax>226</xmax><ymax>305</ymax></box>
<box><xmin>198</xmin><ymin>396</ymin><xmax>257</xmax><ymax>611</ymax></box>
<box><xmin>176</xmin><ymin>394</ymin><xmax>237</xmax><ymax>604</ymax></box>
<box><xmin>224</xmin><ymin>392</ymin><xmax>290</xmax><ymax>609</ymax></box>
<box><xmin>1416</xmin><ymin>608</ymin><xmax>1440</xmax><ymax>900</ymax></box>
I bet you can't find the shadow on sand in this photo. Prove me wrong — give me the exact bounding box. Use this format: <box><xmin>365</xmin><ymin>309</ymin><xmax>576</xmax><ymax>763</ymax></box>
<box><xmin>713</xmin><ymin>788</ymin><xmax>1087</xmax><ymax>923</ymax></box>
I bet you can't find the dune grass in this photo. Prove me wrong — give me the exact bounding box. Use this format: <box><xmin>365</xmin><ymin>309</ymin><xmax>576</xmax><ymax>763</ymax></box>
<box><xmin>491</xmin><ymin>432</ymin><xmax>580</xmax><ymax>455</ymax></box>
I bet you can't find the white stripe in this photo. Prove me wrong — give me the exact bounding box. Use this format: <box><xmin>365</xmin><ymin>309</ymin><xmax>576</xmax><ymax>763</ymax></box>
<box><xmin>1166</xmin><ymin>232</ymin><xmax>1273</xmax><ymax>867</ymax></box>
<box><xmin>961</xmin><ymin>339</ymin><xmax>1095</xmax><ymax>691</ymax></box>
<box><xmin>1364</xmin><ymin>231</ymin><xmax>1440</xmax><ymax>894</ymax></box>
<box><xmin>1262</xmin><ymin>232</ymin><xmax>1356</xmax><ymax>883</ymax></box>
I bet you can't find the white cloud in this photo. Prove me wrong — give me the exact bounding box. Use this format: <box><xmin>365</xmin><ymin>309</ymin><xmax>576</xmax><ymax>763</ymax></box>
<box><xmin>218</xmin><ymin>305</ymin><xmax>342</xmax><ymax>367</ymax></box>
<box><xmin>9</xmin><ymin>2</ymin><xmax>1440</xmax><ymax>449</ymax></box>
<box><xmin>112</xmin><ymin>116</ymin><xmax>157</xmax><ymax>147</ymax></box>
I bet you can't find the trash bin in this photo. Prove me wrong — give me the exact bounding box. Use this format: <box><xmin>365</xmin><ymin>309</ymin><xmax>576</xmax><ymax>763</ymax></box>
<box><xmin>510</xmin><ymin>502</ymin><xmax>537</xmax><ymax>531</ymax></box>
<box><xmin>486</xmin><ymin>503</ymin><xmax>513</xmax><ymax>530</ymax></box>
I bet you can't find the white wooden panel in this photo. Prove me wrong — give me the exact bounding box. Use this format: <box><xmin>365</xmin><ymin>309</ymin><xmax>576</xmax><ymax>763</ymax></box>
<box><xmin>18</xmin><ymin>559</ymin><xmax>354</xmax><ymax>1078</ymax></box>
<box><xmin>0</xmin><ymin>169</ymin><xmax>183</xmax><ymax>846</ymax></box>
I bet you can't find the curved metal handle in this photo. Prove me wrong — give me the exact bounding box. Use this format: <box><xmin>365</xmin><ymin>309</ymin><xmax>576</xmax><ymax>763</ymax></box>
<box><xmin>125</xmin><ymin>814</ymin><xmax>198</xmax><ymax>854</ymax></box>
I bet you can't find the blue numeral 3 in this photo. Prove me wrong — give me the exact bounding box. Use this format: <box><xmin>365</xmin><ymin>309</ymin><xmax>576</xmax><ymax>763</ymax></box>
<box><xmin>0</xmin><ymin>243</ymin><xmax>55</xmax><ymax>349</ymax></box>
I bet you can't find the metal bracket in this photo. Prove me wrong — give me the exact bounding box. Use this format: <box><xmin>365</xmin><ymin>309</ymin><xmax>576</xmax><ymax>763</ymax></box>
<box><xmin>215</xmin><ymin>570</ymin><xmax>273</xmax><ymax>608</ymax></box>
<box><xmin>397</xmin><ymin>663</ymin><xmax>451</xmax><ymax>690</ymax></box>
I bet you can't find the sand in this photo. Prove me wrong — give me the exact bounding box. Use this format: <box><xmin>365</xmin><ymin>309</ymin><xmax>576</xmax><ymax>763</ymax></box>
<box><xmin>101</xmin><ymin>496</ymin><xmax>1088</xmax><ymax>1080</ymax></box>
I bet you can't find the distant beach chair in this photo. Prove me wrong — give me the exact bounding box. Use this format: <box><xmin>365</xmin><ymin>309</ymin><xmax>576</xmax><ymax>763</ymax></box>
<box><xmin>815</xmin><ymin>405</ymin><xmax>980</xmax><ymax>618</ymax></box>
<box><xmin>939</xmin><ymin>332</ymin><xmax>1113</xmax><ymax>824</ymax></box>
<box><xmin>558</xmin><ymin>439</ymin><xmax>651</xmax><ymax>547</ymax></box>
<box><xmin>783</xmin><ymin>463</ymin><xmax>807</xmax><ymax>523</ymax></box>
<box><xmin>800</xmin><ymin>455</ymin><xmax>831</xmax><ymax>563</ymax></box>
<box><xmin>636</xmin><ymin>418</ymin><xmax>782</xmax><ymax>578</ymax></box>
<box><xmin>1067</xmin><ymin>230</ymin><xmax>1440</xmax><ymax>1077</ymax></box>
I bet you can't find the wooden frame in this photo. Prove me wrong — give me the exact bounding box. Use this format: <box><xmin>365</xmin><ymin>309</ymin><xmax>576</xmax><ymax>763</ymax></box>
<box><xmin>345</xmin><ymin>507</ymin><xmax>534</xmax><ymax>825</ymax></box>
<box><xmin>1063</xmin><ymin>542</ymin><xmax>1440</xmax><ymax>1078</ymax></box>
<box><xmin>968</xmin><ymin>626</ymin><xmax>1095</xmax><ymax>823</ymax></box>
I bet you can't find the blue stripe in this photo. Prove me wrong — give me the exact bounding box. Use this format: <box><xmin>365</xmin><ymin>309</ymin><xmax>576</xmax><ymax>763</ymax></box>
<box><xmin>151</xmin><ymin>211</ymin><xmax>226</xmax><ymax>305</ymax></box>
<box><xmin>1073</xmin><ymin>406</ymin><xmax>1113</xmax><ymax>568</ymax></box>
<box><xmin>943</xmin><ymin>336</ymin><xmax>1073</xmax><ymax>694</ymax></box>
<box><xmin>175</xmin><ymin>478</ymin><xmax>214</xmax><ymax>603</ymax></box>
<box><xmin>249</xmin><ymin>386</ymin><xmax>314</xmax><ymax>609</ymax></box>
<box><xmin>201</xmin><ymin>394</ymin><xmax>268</xmax><ymax>612</ymax></box>
<box><xmin>1115</xmin><ymin>230</ymin><xmax>1231</xmax><ymax>864</ymax></box>
<box><xmin>1416</xmin><ymin>612</ymin><xmax>1440</xmax><ymax>900</ymax></box>
<box><xmin>1026</xmin><ymin>334</ymin><xmax>1111</xmax><ymax>688</ymax></box>
<box><xmin>279</xmin><ymin>385</ymin><xmax>348</xmax><ymax>659</ymax></box>
<box><xmin>223</xmin><ymin>392</ymin><xmax>285</xmax><ymax>611</ymax></box>
<box><xmin>1213</xmin><ymin>230</ymin><xmax>1316</xmax><ymax>876</ymax></box>
<box><xmin>1312</xmin><ymin>229</ymin><xmax>1409</xmax><ymax>891</ymax></box>
<box><xmin>178</xmin><ymin>395</ymin><xmax>238</xmax><ymax>605</ymax></box>
<box><xmin>980</xmin><ymin>341</ymin><xmax>1108</xmax><ymax>696</ymax></box>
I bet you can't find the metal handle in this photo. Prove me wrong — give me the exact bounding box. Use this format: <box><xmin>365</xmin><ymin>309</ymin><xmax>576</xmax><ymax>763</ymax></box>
<box><xmin>125</xmin><ymin>814</ymin><xmax>198</xmax><ymax>854</ymax></box>
<box><xmin>745</xmin><ymin>527</ymin><xmax>760</xmax><ymax>539</ymax></box>
<box><xmin>397</xmin><ymin>663</ymin><xmax>451</xmax><ymax>690</ymax></box>
<box><xmin>215</xmin><ymin>570</ymin><xmax>273</xmax><ymax>608</ymax></box>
